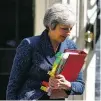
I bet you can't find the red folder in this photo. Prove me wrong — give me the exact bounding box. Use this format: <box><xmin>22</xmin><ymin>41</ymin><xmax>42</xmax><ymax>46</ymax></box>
<box><xmin>60</xmin><ymin>49</ymin><xmax>87</xmax><ymax>82</ymax></box>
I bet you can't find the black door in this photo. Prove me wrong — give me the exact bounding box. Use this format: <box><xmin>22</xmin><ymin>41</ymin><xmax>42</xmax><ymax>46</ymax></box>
<box><xmin>0</xmin><ymin>0</ymin><xmax>34</xmax><ymax>99</ymax></box>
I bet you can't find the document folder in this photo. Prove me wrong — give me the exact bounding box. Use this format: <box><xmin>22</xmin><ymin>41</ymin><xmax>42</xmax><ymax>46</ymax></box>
<box><xmin>60</xmin><ymin>49</ymin><xmax>87</xmax><ymax>82</ymax></box>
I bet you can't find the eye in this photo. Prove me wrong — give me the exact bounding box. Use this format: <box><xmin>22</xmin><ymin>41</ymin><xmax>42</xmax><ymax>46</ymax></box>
<box><xmin>61</xmin><ymin>28</ymin><xmax>72</xmax><ymax>31</ymax></box>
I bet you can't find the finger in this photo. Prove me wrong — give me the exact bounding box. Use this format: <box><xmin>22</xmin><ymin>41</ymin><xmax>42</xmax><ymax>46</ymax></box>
<box><xmin>49</xmin><ymin>78</ymin><xmax>59</xmax><ymax>84</ymax></box>
<box><xmin>49</xmin><ymin>81</ymin><xmax>59</xmax><ymax>87</ymax></box>
<box><xmin>49</xmin><ymin>81</ymin><xmax>60</xmax><ymax>89</ymax></box>
<box><xmin>49</xmin><ymin>83</ymin><xmax>58</xmax><ymax>89</ymax></box>
<box><xmin>55</xmin><ymin>77</ymin><xmax>65</xmax><ymax>83</ymax></box>
<box><xmin>56</xmin><ymin>74</ymin><xmax>65</xmax><ymax>79</ymax></box>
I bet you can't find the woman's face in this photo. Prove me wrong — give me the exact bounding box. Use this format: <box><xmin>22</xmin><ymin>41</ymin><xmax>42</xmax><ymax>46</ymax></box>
<box><xmin>49</xmin><ymin>24</ymin><xmax>73</xmax><ymax>43</ymax></box>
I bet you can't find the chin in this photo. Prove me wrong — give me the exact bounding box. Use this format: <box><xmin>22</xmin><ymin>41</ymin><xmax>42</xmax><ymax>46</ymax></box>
<box><xmin>59</xmin><ymin>38</ymin><xmax>65</xmax><ymax>43</ymax></box>
<box><xmin>61</xmin><ymin>37</ymin><xmax>67</xmax><ymax>42</ymax></box>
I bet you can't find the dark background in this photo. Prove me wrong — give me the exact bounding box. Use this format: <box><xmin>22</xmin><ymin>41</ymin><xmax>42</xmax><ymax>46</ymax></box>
<box><xmin>0</xmin><ymin>0</ymin><xmax>34</xmax><ymax>99</ymax></box>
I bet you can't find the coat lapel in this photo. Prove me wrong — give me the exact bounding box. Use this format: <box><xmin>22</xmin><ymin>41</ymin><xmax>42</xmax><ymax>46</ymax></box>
<box><xmin>39</xmin><ymin>29</ymin><xmax>56</xmax><ymax>67</ymax></box>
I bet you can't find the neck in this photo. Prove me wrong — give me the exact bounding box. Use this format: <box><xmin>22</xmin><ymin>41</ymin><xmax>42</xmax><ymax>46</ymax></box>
<box><xmin>51</xmin><ymin>40</ymin><xmax>59</xmax><ymax>53</ymax></box>
<box><xmin>48</xmin><ymin>31</ymin><xmax>60</xmax><ymax>53</ymax></box>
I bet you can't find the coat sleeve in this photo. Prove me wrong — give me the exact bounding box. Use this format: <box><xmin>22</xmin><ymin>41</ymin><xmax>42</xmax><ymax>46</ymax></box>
<box><xmin>6</xmin><ymin>39</ymin><xmax>33</xmax><ymax>100</ymax></box>
<box><xmin>66</xmin><ymin>71</ymin><xmax>85</xmax><ymax>95</ymax></box>
<box><xmin>64</xmin><ymin>39</ymin><xmax>85</xmax><ymax>95</ymax></box>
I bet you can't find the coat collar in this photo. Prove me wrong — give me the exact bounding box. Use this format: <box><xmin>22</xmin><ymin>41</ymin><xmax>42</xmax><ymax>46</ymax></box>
<box><xmin>39</xmin><ymin>29</ymin><xmax>66</xmax><ymax>55</ymax></box>
<box><xmin>40</xmin><ymin>29</ymin><xmax>55</xmax><ymax>57</ymax></box>
<box><xmin>38</xmin><ymin>29</ymin><xmax>70</xmax><ymax>66</ymax></box>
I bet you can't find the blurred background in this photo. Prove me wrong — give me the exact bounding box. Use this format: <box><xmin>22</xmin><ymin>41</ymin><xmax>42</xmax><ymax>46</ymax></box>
<box><xmin>0</xmin><ymin>0</ymin><xmax>100</xmax><ymax>100</ymax></box>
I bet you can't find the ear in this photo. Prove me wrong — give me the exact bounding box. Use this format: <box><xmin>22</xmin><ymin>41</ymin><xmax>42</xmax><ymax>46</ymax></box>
<box><xmin>48</xmin><ymin>24</ymin><xmax>55</xmax><ymax>31</ymax></box>
<box><xmin>51</xmin><ymin>23</ymin><xmax>56</xmax><ymax>30</ymax></box>
<box><xmin>49</xmin><ymin>26</ymin><xmax>52</xmax><ymax>31</ymax></box>
<box><xmin>51</xmin><ymin>21</ymin><xmax>58</xmax><ymax>30</ymax></box>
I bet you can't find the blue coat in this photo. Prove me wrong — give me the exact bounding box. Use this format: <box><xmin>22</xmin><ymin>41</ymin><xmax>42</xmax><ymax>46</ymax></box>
<box><xmin>6</xmin><ymin>29</ymin><xmax>85</xmax><ymax>100</ymax></box>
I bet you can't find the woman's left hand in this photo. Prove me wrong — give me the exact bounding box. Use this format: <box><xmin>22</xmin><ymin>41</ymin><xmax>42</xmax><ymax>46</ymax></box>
<box><xmin>49</xmin><ymin>74</ymin><xmax>71</xmax><ymax>90</ymax></box>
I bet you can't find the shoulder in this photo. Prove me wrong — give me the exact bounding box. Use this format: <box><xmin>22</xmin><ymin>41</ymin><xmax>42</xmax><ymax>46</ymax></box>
<box><xmin>16</xmin><ymin>35</ymin><xmax>41</xmax><ymax>53</ymax></box>
<box><xmin>18</xmin><ymin>35</ymin><xmax>41</xmax><ymax>49</ymax></box>
<box><xmin>62</xmin><ymin>38</ymin><xmax>77</xmax><ymax>49</ymax></box>
<box><xmin>66</xmin><ymin>38</ymin><xmax>77</xmax><ymax>48</ymax></box>
<box><xmin>24</xmin><ymin>35</ymin><xmax>41</xmax><ymax>47</ymax></box>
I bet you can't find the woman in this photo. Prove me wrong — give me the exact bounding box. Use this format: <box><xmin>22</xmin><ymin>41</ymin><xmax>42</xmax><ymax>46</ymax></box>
<box><xmin>6</xmin><ymin>3</ymin><xmax>85</xmax><ymax>100</ymax></box>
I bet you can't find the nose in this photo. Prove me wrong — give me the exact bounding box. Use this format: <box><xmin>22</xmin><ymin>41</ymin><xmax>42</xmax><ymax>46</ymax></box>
<box><xmin>62</xmin><ymin>32</ymin><xmax>70</xmax><ymax>38</ymax></box>
<box><xmin>65</xmin><ymin>31</ymin><xmax>71</xmax><ymax>36</ymax></box>
<box><xmin>64</xmin><ymin>28</ymin><xmax>72</xmax><ymax>35</ymax></box>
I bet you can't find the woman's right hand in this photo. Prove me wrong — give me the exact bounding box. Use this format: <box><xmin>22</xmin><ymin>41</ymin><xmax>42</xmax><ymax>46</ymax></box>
<box><xmin>49</xmin><ymin>76</ymin><xmax>59</xmax><ymax>89</ymax></box>
<box><xmin>49</xmin><ymin>74</ymin><xmax>71</xmax><ymax>90</ymax></box>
